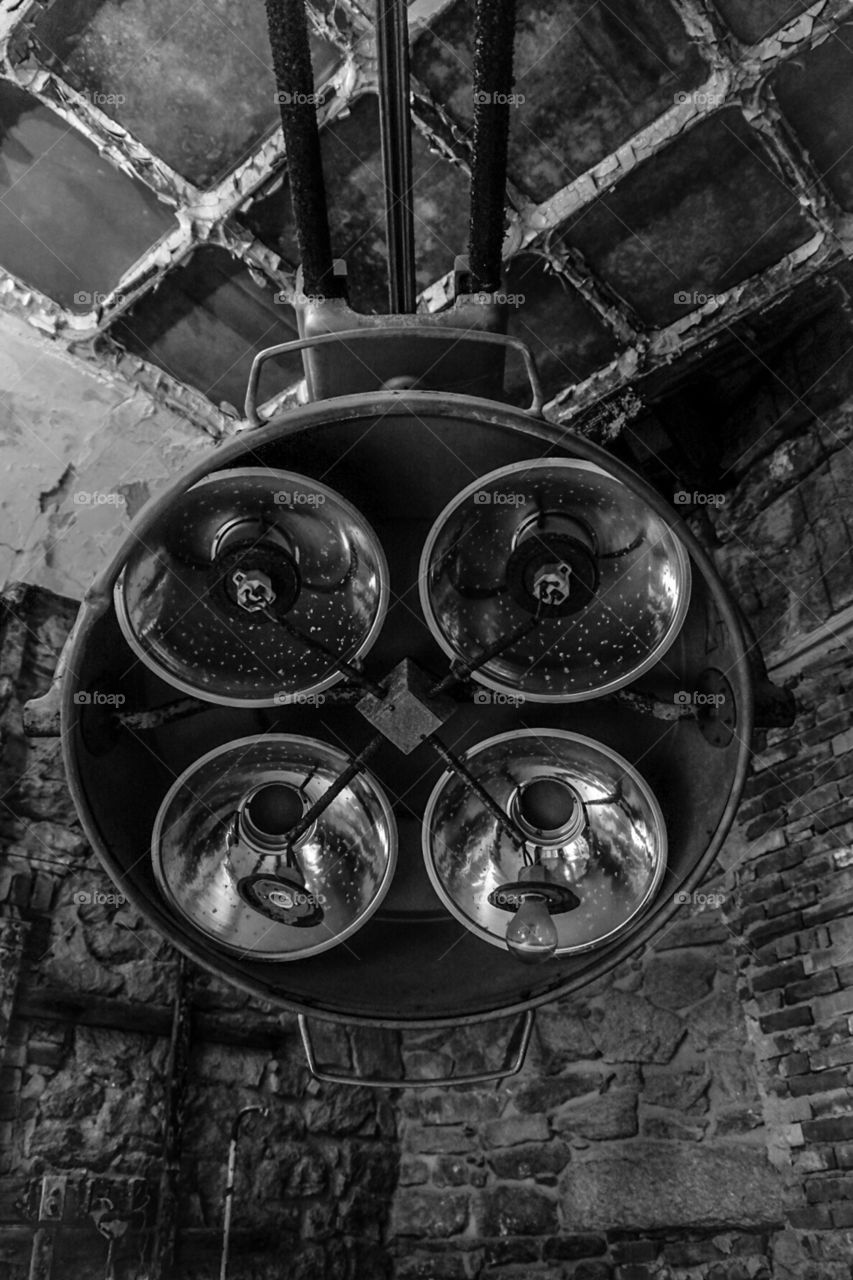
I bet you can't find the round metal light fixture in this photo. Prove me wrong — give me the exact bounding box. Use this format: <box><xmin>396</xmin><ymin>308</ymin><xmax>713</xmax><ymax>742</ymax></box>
<box><xmin>115</xmin><ymin>467</ymin><xmax>389</xmax><ymax>707</ymax></box>
<box><xmin>422</xmin><ymin>728</ymin><xmax>667</xmax><ymax>959</ymax></box>
<box><xmin>62</xmin><ymin>389</ymin><xmax>753</xmax><ymax>1047</ymax></box>
<box><xmin>419</xmin><ymin>459</ymin><xmax>691</xmax><ymax>701</ymax></box>
<box><xmin>152</xmin><ymin>734</ymin><xmax>397</xmax><ymax>960</ymax></box>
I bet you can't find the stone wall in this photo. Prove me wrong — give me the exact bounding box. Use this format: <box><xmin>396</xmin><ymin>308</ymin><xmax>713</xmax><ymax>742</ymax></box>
<box><xmin>0</xmin><ymin>586</ymin><xmax>399</xmax><ymax>1279</ymax></box>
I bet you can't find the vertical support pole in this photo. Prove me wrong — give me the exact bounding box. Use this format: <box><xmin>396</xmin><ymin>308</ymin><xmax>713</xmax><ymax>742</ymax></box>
<box><xmin>148</xmin><ymin>956</ymin><xmax>192</xmax><ymax>1280</ymax></box>
<box><xmin>468</xmin><ymin>0</ymin><xmax>517</xmax><ymax>292</ymax></box>
<box><xmin>376</xmin><ymin>0</ymin><xmax>417</xmax><ymax>313</ymax></box>
<box><xmin>264</xmin><ymin>0</ymin><xmax>340</xmax><ymax>298</ymax></box>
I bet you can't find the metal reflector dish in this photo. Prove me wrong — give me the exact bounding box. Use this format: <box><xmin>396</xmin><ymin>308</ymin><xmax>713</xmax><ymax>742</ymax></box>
<box><xmin>115</xmin><ymin>468</ymin><xmax>388</xmax><ymax>707</ymax></box>
<box><xmin>152</xmin><ymin>734</ymin><xmax>397</xmax><ymax>960</ymax></box>
<box><xmin>423</xmin><ymin>729</ymin><xmax>667</xmax><ymax>955</ymax></box>
<box><xmin>419</xmin><ymin>459</ymin><xmax>691</xmax><ymax>701</ymax></box>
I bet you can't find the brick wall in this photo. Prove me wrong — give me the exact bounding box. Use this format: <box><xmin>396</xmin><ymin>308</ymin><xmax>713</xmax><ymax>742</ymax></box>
<box><xmin>385</xmin><ymin>286</ymin><xmax>853</xmax><ymax>1280</ymax></box>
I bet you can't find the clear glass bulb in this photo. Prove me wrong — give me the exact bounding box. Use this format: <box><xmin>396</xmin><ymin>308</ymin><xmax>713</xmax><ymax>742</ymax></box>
<box><xmin>505</xmin><ymin>893</ymin><xmax>558</xmax><ymax>964</ymax></box>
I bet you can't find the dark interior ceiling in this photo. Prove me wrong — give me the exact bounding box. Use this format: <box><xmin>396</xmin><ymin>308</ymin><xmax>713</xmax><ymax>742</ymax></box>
<box><xmin>1</xmin><ymin>0</ymin><xmax>852</xmax><ymax>447</ymax></box>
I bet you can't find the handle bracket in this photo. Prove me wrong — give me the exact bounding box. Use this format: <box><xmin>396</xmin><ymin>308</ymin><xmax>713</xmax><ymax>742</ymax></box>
<box><xmin>245</xmin><ymin>325</ymin><xmax>544</xmax><ymax>423</ymax></box>
<box><xmin>298</xmin><ymin>1009</ymin><xmax>535</xmax><ymax>1089</ymax></box>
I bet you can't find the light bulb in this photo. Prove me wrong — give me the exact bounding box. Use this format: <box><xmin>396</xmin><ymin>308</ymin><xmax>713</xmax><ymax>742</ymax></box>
<box><xmin>505</xmin><ymin>893</ymin><xmax>558</xmax><ymax>964</ymax></box>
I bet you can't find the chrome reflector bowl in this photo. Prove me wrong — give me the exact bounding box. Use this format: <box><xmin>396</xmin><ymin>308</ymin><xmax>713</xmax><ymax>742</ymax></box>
<box><xmin>423</xmin><ymin>729</ymin><xmax>666</xmax><ymax>955</ymax></box>
<box><xmin>115</xmin><ymin>468</ymin><xmax>388</xmax><ymax>706</ymax></box>
<box><xmin>419</xmin><ymin>459</ymin><xmax>691</xmax><ymax>701</ymax></box>
<box><xmin>152</xmin><ymin>734</ymin><xmax>397</xmax><ymax>960</ymax></box>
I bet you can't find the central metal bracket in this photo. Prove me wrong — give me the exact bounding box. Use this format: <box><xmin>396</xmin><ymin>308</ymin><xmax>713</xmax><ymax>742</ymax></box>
<box><xmin>356</xmin><ymin>658</ymin><xmax>456</xmax><ymax>754</ymax></box>
<box><xmin>295</xmin><ymin>263</ymin><xmax>507</xmax><ymax>401</ymax></box>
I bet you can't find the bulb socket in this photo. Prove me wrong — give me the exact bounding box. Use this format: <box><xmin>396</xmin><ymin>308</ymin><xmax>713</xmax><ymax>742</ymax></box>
<box><xmin>511</xmin><ymin>777</ymin><xmax>586</xmax><ymax>847</ymax></box>
<box><xmin>237</xmin><ymin>783</ymin><xmax>314</xmax><ymax>852</ymax></box>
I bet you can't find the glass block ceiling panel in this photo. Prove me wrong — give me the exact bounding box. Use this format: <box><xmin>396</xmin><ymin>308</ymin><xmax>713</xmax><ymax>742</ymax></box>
<box><xmin>110</xmin><ymin>245</ymin><xmax>304</xmax><ymax>409</ymax></box>
<box><xmin>13</xmin><ymin>0</ymin><xmax>339</xmax><ymax>188</ymax></box>
<box><xmin>240</xmin><ymin>94</ymin><xmax>470</xmax><ymax>314</ymax></box>
<box><xmin>712</xmin><ymin>0</ymin><xmax>814</xmax><ymax>43</ymax></box>
<box><xmin>412</xmin><ymin>0</ymin><xmax>708</xmax><ymax>204</ymax></box>
<box><xmin>504</xmin><ymin>254</ymin><xmax>619</xmax><ymax>401</ymax></box>
<box><xmin>556</xmin><ymin>111</ymin><xmax>815</xmax><ymax>329</ymax></box>
<box><xmin>0</xmin><ymin>79</ymin><xmax>178</xmax><ymax>313</ymax></box>
<box><xmin>774</xmin><ymin>25</ymin><xmax>853</xmax><ymax>213</ymax></box>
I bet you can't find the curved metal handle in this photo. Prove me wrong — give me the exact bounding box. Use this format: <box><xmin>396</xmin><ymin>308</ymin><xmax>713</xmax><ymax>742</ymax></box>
<box><xmin>244</xmin><ymin>327</ymin><xmax>544</xmax><ymax>424</ymax></box>
<box><xmin>298</xmin><ymin>1009</ymin><xmax>535</xmax><ymax>1089</ymax></box>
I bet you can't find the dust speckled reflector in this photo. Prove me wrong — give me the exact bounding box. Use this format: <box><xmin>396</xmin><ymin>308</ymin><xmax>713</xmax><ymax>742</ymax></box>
<box><xmin>423</xmin><ymin>728</ymin><xmax>667</xmax><ymax>957</ymax></box>
<box><xmin>115</xmin><ymin>468</ymin><xmax>389</xmax><ymax>707</ymax></box>
<box><xmin>419</xmin><ymin>458</ymin><xmax>691</xmax><ymax>701</ymax></box>
<box><xmin>152</xmin><ymin>734</ymin><xmax>397</xmax><ymax>960</ymax></box>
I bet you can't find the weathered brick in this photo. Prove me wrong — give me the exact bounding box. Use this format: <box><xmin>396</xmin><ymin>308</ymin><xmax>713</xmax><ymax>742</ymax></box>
<box><xmin>486</xmin><ymin>1142</ymin><xmax>571</xmax><ymax>1183</ymax></box>
<box><xmin>779</xmin><ymin>1051</ymin><xmax>811</xmax><ymax>1077</ymax></box>
<box><xmin>814</xmin><ymin>990</ymin><xmax>853</xmax><ymax>1024</ymax></box>
<box><xmin>750</xmin><ymin>912</ymin><xmax>805</xmax><ymax>949</ymax></box>
<box><xmin>786</xmin><ymin>971</ymin><xmax>840</xmax><ymax>1004</ymax></box>
<box><xmin>753</xmin><ymin>960</ymin><xmax>807</xmax><ymax>993</ymax></box>
<box><xmin>789</xmin><ymin>1069</ymin><xmax>849</xmax><ymax>1097</ymax></box>
<box><xmin>788</xmin><ymin>1206</ymin><xmax>833</xmax><ymax>1228</ymax></box>
<box><xmin>832</xmin><ymin>727</ymin><xmax>853</xmax><ymax>756</ymax></box>
<box><xmin>802</xmin><ymin>1115</ymin><xmax>853</xmax><ymax>1142</ymax></box>
<box><xmin>760</xmin><ymin>1006</ymin><xmax>814</xmax><ymax>1033</ymax></box>
<box><xmin>831</xmin><ymin>1202</ymin><xmax>853</xmax><ymax>1227</ymax></box>
<box><xmin>390</xmin><ymin>1191</ymin><xmax>470</xmax><ymax>1239</ymax></box>
<box><xmin>811</xmin><ymin>1042</ymin><xmax>853</xmax><ymax>1071</ymax></box>
<box><xmin>805</xmin><ymin>1174</ymin><xmax>853</xmax><ymax>1202</ymax></box>
<box><xmin>482</xmin><ymin>1114</ymin><xmax>549</xmax><ymax>1148</ymax></box>
<box><xmin>543</xmin><ymin>1236</ymin><xmax>607</xmax><ymax>1261</ymax></box>
<box><xmin>475</xmin><ymin>1186</ymin><xmax>558</xmax><ymax>1236</ymax></box>
<box><xmin>835</xmin><ymin>1142</ymin><xmax>853</xmax><ymax>1168</ymax></box>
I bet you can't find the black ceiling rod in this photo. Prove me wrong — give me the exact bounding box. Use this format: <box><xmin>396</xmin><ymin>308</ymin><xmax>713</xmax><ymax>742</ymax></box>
<box><xmin>468</xmin><ymin>0</ymin><xmax>517</xmax><ymax>293</ymax></box>
<box><xmin>264</xmin><ymin>0</ymin><xmax>340</xmax><ymax>299</ymax></box>
<box><xmin>376</xmin><ymin>0</ymin><xmax>417</xmax><ymax>312</ymax></box>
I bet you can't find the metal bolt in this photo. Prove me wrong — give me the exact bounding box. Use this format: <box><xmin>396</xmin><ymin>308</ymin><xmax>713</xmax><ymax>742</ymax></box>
<box><xmin>232</xmin><ymin>569</ymin><xmax>276</xmax><ymax>611</ymax></box>
<box><xmin>532</xmin><ymin>562</ymin><xmax>572</xmax><ymax>606</ymax></box>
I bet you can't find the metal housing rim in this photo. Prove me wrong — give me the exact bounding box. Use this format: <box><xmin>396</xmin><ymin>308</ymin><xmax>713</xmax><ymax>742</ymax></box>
<box><xmin>113</xmin><ymin>467</ymin><xmax>391</xmax><ymax>709</ymax></box>
<box><xmin>418</xmin><ymin>458</ymin><xmax>693</xmax><ymax>702</ymax></box>
<box><xmin>151</xmin><ymin>732</ymin><xmax>399</xmax><ymax>961</ymax></box>
<box><xmin>422</xmin><ymin>727</ymin><xmax>669</xmax><ymax>955</ymax></box>
<box><xmin>62</xmin><ymin>389</ymin><xmax>754</xmax><ymax>1029</ymax></box>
